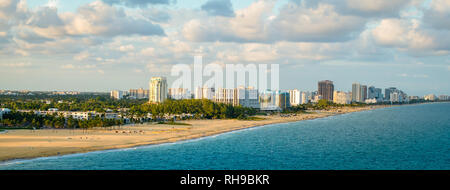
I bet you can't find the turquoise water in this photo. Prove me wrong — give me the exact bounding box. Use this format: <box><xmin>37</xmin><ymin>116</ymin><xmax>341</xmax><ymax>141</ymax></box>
<box><xmin>1</xmin><ymin>103</ymin><xmax>449</xmax><ymax>170</ymax></box>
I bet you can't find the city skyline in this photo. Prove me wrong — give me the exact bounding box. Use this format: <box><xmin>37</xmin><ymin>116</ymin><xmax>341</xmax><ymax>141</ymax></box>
<box><xmin>1</xmin><ymin>0</ymin><xmax>450</xmax><ymax>96</ymax></box>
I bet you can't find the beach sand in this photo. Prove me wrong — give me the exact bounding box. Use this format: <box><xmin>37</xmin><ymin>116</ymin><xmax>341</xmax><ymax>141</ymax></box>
<box><xmin>0</xmin><ymin>106</ymin><xmax>386</xmax><ymax>162</ymax></box>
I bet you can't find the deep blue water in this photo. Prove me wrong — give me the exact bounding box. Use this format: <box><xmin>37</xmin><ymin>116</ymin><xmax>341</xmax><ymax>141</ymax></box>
<box><xmin>1</xmin><ymin>102</ymin><xmax>449</xmax><ymax>170</ymax></box>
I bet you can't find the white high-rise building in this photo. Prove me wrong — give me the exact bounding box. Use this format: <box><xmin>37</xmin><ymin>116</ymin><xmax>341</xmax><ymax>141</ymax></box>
<box><xmin>424</xmin><ymin>94</ymin><xmax>437</xmax><ymax>101</ymax></box>
<box><xmin>300</xmin><ymin>91</ymin><xmax>310</xmax><ymax>104</ymax></box>
<box><xmin>129</xmin><ymin>88</ymin><xmax>149</xmax><ymax>99</ymax></box>
<box><xmin>110</xmin><ymin>90</ymin><xmax>126</xmax><ymax>100</ymax></box>
<box><xmin>288</xmin><ymin>89</ymin><xmax>301</xmax><ymax>106</ymax></box>
<box><xmin>333</xmin><ymin>91</ymin><xmax>351</xmax><ymax>104</ymax></box>
<box><xmin>149</xmin><ymin>77</ymin><xmax>168</xmax><ymax>103</ymax></box>
<box><xmin>214</xmin><ymin>88</ymin><xmax>236</xmax><ymax>105</ymax></box>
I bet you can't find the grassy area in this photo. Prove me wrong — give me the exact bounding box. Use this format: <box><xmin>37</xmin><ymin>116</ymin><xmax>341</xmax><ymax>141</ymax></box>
<box><xmin>238</xmin><ymin>116</ymin><xmax>266</xmax><ymax>121</ymax></box>
<box><xmin>157</xmin><ymin>121</ymin><xmax>192</xmax><ymax>126</ymax></box>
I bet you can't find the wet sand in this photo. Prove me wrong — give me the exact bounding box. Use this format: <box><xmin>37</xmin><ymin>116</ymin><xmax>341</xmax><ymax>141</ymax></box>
<box><xmin>0</xmin><ymin>106</ymin><xmax>386</xmax><ymax>162</ymax></box>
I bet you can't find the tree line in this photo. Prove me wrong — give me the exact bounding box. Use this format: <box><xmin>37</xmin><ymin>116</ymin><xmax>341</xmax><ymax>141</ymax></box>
<box><xmin>129</xmin><ymin>99</ymin><xmax>257</xmax><ymax>119</ymax></box>
<box><xmin>0</xmin><ymin>111</ymin><xmax>124</xmax><ymax>129</ymax></box>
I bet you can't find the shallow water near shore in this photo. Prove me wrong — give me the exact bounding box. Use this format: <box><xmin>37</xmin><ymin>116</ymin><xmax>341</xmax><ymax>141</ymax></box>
<box><xmin>1</xmin><ymin>102</ymin><xmax>449</xmax><ymax>170</ymax></box>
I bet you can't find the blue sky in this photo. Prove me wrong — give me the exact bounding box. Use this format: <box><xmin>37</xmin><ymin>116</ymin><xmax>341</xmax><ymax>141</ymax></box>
<box><xmin>0</xmin><ymin>0</ymin><xmax>449</xmax><ymax>96</ymax></box>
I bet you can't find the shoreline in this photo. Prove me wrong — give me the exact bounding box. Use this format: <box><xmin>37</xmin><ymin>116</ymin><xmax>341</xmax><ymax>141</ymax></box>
<box><xmin>0</xmin><ymin>105</ymin><xmax>392</xmax><ymax>163</ymax></box>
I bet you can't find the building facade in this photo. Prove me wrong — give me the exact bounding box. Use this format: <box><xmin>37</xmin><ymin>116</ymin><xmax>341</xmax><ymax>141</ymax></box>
<box><xmin>236</xmin><ymin>86</ymin><xmax>259</xmax><ymax>109</ymax></box>
<box><xmin>300</xmin><ymin>91</ymin><xmax>310</xmax><ymax>104</ymax></box>
<box><xmin>288</xmin><ymin>89</ymin><xmax>301</xmax><ymax>106</ymax></box>
<box><xmin>129</xmin><ymin>88</ymin><xmax>149</xmax><ymax>99</ymax></box>
<box><xmin>424</xmin><ymin>94</ymin><xmax>437</xmax><ymax>101</ymax></box>
<box><xmin>194</xmin><ymin>86</ymin><xmax>215</xmax><ymax>100</ymax></box>
<box><xmin>361</xmin><ymin>85</ymin><xmax>367</xmax><ymax>102</ymax></box>
<box><xmin>168</xmin><ymin>88</ymin><xmax>191</xmax><ymax>100</ymax></box>
<box><xmin>318</xmin><ymin>80</ymin><xmax>334</xmax><ymax>101</ymax></box>
<box><xmin>149</xmin><ymin>77</ymin><xmax>168</xmax><ymax>103</ymax></box>
<box><xmin>333</xmin><ymin>91</ymin><xmax>351</xmax><ymax>104</ymax></box>
<box><xmin>110</xmin><ymin>90</ymin><xmax>126</xmax><ymax>100</ymax></box>
<box><xmin>352</xmin><ymin>83</ymin><xmax>361</xmax><ymax>102</ymax></box>
<box><xmin>259</xmin><ymin>90</ymin><xmax>280</xmax><ymax>111</ymax></box>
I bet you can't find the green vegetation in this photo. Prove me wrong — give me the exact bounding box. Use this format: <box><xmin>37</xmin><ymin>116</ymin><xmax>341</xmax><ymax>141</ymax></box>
<box><xmin>0</xmin><ymin>111</ymin><xmax>124</xmax><ymax>129</ymax></box>
<box><xmin>129</xmin><ymin>99</ymin><xmax>257</xmax><ymax>120</ymax></box>
<box><xmin>0</xmin><ymin>95</ymin><xmax>146</xmax><ymax>113</ymax></box>
<box><xmin>238</xmin><ymin>116</ymin><xmax>265</xmax><ymax>121</ymax></box>
<box><xmin>157</xmin><ymin>121</ymin><xmax>192</xmax><ymax>126</ymax></box>
<box><xmin>0</xmin><ymin>95</ymin><xmax>257</xmax><ymax>128</ymax></box>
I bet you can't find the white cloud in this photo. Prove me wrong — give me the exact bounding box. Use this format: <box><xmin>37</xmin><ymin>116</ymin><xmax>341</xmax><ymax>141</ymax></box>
<box><xmin>371</xmin><ymin>18</ymin><xmax>449</xmax><ymax>53</ymax></box>
<box><xmin>270</xmin><ymin>3</ymin><xmax>366</xmax><ymax>42</ymax></box>
<box><xmin>183</xmin><ymin>1</ymin><xmax>367</xmax><ymax>43</ymax></box>
<box><xmin>118</xmin><ymin>44</ymin><xmax>135</xmax><ymax>52</ymax></box>
<box><xmin>73</xmin><ymin>51</ymin><xmax>90</xmax><ymax>61</ymax></box>
<box><xmin>2</xmin><ymin>62</ymin><xmax>32</xmax><ymax>68</ymax></box>
<box><xmin>61</xmin><ymin>64</ymin><xmax>75</xmax><ymax>69</ymax></box>
<box><xmin>62</xmin><ymin>1</ymin><xmax>165</xmax><ymax>37</ymax></box>
<box><xmin>423</xmin><ymin>0</ymin><xmax>450</xmax><ymax>30</ymax></box>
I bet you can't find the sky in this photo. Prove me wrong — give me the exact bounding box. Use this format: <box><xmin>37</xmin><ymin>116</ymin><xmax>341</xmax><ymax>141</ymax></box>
<box><xmin>0</xmin><ymin>0</ymin><xmax>449</xmax><ymax>96</ymax></box>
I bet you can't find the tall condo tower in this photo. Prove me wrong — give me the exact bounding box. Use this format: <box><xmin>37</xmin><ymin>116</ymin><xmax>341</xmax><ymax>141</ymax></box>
<box><xmin>149</xmin><ymin>77</ymin><xmax>168</xmax><ymax>103</ymax></box>
<box><xmin>318</xmin><ymin>80</ymin><xmax>334</xmax><ymax>101</ymax></box>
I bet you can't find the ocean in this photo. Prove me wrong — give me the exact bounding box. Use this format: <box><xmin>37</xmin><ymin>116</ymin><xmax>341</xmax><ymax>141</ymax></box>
<box><xmin>1</xmin><ymin>102</ymin><xmax>449</xmax><ymax>170</ymax></box>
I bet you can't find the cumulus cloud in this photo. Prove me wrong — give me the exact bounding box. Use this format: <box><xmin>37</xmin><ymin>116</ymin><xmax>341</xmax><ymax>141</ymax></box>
<box><xmin>118</xmin><ymin>44</ymin><xmax>135</xmax><ymax>52</ymax></box>
<box><xmin>2</xmin><ymin>1</ymin><xmax>165</xmax><ymax>46</ymax></box>
<box><xmin>371</xmin><ymin>18</ymin><xmax>450</xmax><ymax>54</ymax></box>
<box><xmin>269</xmin><ymin>3</ymin><xmax>366</xmax><ymax>42</ymax></box>
<box><xmin>423</xmin><ymin>0</ymin><xmax>450</xmax><ymax>30</ymax></box>
<box><xmin>297</xmin><ymin>0</ymin><xmax>413</xmax><ymax>17</ymax></box>
<box><xmin>183</xmin><ymin>1</ymin><xmax>367</xmax><ymax>43</ymax></box>
<box><xmin>141</xmin><ymin>7</ymin><xmax>171</xmax><ymax>22</ymax></box>
<box><xmin>63</xmin><ymin>1</ymin><xmax>165</xmax><ymax>37</ymax></box>
<box><xmin>201</xmin><ymin>0</ymin><xmax>235</xmax><ymax>17</ymax></box>
<box><xmin>183</xmin><ymin>0</ymin><xmax>275</xmax><ymax>42</ymax></box>
<box><xmin>102</xmin><ymin>0</ymin><xmax>170</xmax><ymax>8</ymax></box>
<box><xmin>73</xmin><ymin>51</ymin><xmax>90</xmax><ymax>61</ymax></box>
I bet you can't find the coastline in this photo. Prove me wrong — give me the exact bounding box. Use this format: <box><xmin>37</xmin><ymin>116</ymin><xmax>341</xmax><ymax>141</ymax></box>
<box><xmin>0</xmin><ymin>105</ymin><xmax>390</xmax><ymax>163</ymax></box>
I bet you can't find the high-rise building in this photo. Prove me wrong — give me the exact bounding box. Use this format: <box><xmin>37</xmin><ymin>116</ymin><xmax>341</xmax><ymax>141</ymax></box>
<box><xmin>424</xmin><ymin>94</ymin><xmax>437</xmax><ymax>101</ymax></box>
<box><xmin>214</xmin><ymin>88</ymin><xmax>236</xmax><ymax>105</ymax></box>
<box><xmin>375</xmin><ymin>88</ymin><xmax>383</xmax><ymax>101</ymax></box>
<box><xmin>236</xmin><ymin>86</ymin><xmax>259</xmax><ymax>109</ymax></box>
<box><xmin>438</xmin><ymin>95</ymin><xmax>449</xmax><ymax>101</ymax></box>
<box><xmin>352</xmin><ymin>83</ymin><xmax>362</xmax><ymax>103</ymax></box>
<box><xmin>318</xmin><ymin>80</ymin><xmax>334</xmax><ymax>101</ymax></box>
<box><xmin>368</xmin><ymin>86</ymin><xmax>383</xmax><ymax>103</ymax></box>
<box><xmin>385</xmin><ymin>87</ymin><xmax>397</xmax><ymax>101</ymax></box>
<box><xmin>149</xmin><ymin>77</ymin><xmax>167</xmax><ymax>103</ymax></box>
<box><xmin>129</xmin><ymin>88</ymin><xmax>149</xmax><ymax>99</ymax></box>
<box><xmin>168</xmin><ymin>88</ymin><xmax>191</xmax><ymax>100</ymax></box>
<box><xmin>110</xmin><ymin>90</ymin><xmax>126</xmax><ymax>100</ymax></box>
<box><xmin>300</xmin><ymin>91</ymin><xmax>310</xmax><ymax>104</ymax></box>
<box><xmin>333</xmin><ymin>91</ymin><xmax>351</xmax><ymax>104</ymax></box>
<box><xmin>385</xmin><ymin>87</ymin><xmax>408</xmax><ymax>103</ymax></box>
<box><xmin>368</xmin><ymin>86</ymin><xmax>376</xmax><ymax>99</ymax></box>
<box><xmin>288</xmin><ymin>89</ymin><xmax>301</xmax><ymax>106</ymax></box>
<box><xmin>361</xmin><ymin>85</ymin><xmax>367</xmax><ymax>102</ymax></box>
<box><xmin>276</xmin><ymin>91</ymin><xmax>290</xmax><ymax>110</ymax></box>
<box><xmin>259</xmin><ymin>90</ymin><xmax>280</xmax><ymax>111</ymax></box>
<box><xmin>194</xmin><ymin>86</ymin><xmax>215</xmax><ymax>100</ymax></box>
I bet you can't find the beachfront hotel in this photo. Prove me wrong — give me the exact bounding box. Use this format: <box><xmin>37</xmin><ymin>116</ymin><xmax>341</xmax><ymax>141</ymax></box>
<box><xmin>149</xmin><ymin>77</ymin><xmax>168</xmax><ymax>103</ymax></box>
<box><xmin>318</xmin><ymin>80</ymin><xmax>334</xmax><ymax>101</ymax></box>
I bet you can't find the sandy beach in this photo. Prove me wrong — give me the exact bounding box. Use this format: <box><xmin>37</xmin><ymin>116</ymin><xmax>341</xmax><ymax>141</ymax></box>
<box><xmin>0</xmin><ymin>106</ymin><xmax>387</xmax><ymax>162</ymax></box>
